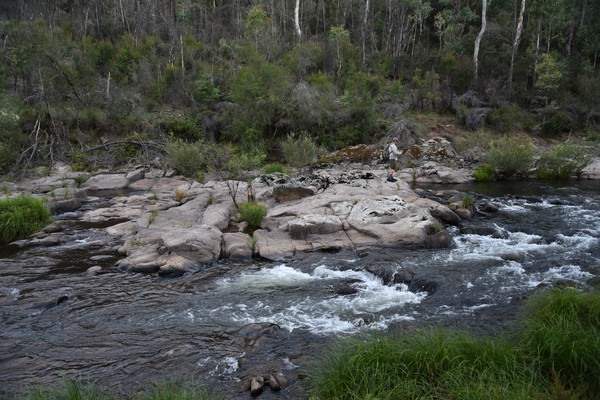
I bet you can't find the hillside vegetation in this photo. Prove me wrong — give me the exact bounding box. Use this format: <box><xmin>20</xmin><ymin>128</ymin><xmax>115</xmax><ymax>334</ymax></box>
<box><xmin>0</xmin><ymin>0</ymin><xmax>598</xmax><ymax>177</ymax></box>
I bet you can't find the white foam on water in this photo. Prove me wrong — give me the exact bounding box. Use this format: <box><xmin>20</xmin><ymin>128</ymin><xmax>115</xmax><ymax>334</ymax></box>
<box><xmin>529</xmin><ymin>265</ymin><xmax>594</xmax><ymax>287</ymax></box>
<box><xmin>212</xmin><ymin>264</ymin><xmax>425</xmax><ymax>335</ymax></box>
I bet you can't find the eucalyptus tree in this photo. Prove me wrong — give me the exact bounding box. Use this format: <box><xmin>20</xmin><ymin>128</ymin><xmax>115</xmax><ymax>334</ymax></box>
<box><xmin>509</xmin><ymin>0</ymin><xmax>526</xmax><ymax>94</ymax></box>
<box><xmin>473</xmin><ymin>0</ymin><xmax>489</xmax><ymax>80</ymax></box>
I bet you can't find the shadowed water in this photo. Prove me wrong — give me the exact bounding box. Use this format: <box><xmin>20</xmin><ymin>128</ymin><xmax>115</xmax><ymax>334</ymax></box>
<box><xmin>0</xmin><ymin>181</ymin><xmax>599</xmax><ymax>398</ymax></box>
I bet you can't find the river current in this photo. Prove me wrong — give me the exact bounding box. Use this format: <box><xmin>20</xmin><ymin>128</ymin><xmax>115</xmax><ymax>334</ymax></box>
<box><xmin>1</xmin><ymin>180</ymin><xmax>599</xmax><ymax>398</ymax></box>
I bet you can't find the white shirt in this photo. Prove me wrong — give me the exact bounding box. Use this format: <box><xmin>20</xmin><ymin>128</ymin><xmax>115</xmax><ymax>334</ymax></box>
<box><xmin>389</xmin><ymin>143</ymin><xmax>402</xmax><ymax>160</ymax></box>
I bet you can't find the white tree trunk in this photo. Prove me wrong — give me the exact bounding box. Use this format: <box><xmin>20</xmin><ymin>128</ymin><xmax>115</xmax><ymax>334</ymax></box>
<box><xmin>509</xmin><ymin>0</ymin><xmax>526</xmax><ymax>92</ymax></box>
<box><xmin>294</xmin><ymin>0</ymin><xmax>302</xmax><ymax>40</ymax></box>
<box><xmin>362</xmin><ymin>0</ymin><xmax>370</xmax><ymax>65</ymax></box>
<box><xmin>473</xmin><ymin>0</ymin><xmax>489</xmax><ymax>80</ymax></box>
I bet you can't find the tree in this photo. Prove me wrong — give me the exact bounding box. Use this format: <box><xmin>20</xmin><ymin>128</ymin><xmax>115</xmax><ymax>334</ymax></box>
<box><xmin>509</xmin><ymin>0</ymin><xmax>526</xmax><ymax>94</ymax></box>
<box><xmin>534</xmin><ymin>53</ymin><xmax>563</xmax><ymax>129</ymax></box>
<box><xmin>473</xmin><ymin>0</ymin><xmax>489</xmax><ymax>80</ymax></box>
<box><xmin>294</xmin><ymin>0</ymin><xmax>302</xmax><ymax>41</ymax></box>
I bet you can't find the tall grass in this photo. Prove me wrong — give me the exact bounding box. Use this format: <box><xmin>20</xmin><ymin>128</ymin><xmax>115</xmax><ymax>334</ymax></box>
<box><xmin>238</xmin><ymin>201</ymin><xmax>267</xmax><ymax>227</ymax></box>
<box><xmin>518</xmin><ymin>288</ymin><xmax>600</xmax><ymax>396</ymax></box>
<box><xmin>20</xmin><ymin>379</ymin><xmax>217</xmax><ymax>400</ymax></box>
<box><xmin>309</xmin><ymin>331</ymin><xmax>543</xmax><ymax>399</ymax></box>
<box><xmin>309</xmin><ymin>288</ymin><xmax>600</xmax><ymax>399</ymax></box>
<box><xmin>0</xmin><ymin>195</ymin><xmax>52</xmax><ymax>244</ymax></box>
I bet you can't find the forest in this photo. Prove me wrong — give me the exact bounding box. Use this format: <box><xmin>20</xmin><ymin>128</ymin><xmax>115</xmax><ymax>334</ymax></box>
<box><xmin>1</xmin><ymin>0</ymin><xmax>599</xmax><ymax>176</ymax></box>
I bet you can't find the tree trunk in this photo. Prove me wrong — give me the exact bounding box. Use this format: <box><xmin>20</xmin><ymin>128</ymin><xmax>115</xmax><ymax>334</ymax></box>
<box><xmin>362</xmin><ymin>0</ymin><xmax>370</xmax><ymax>66</ymax></box>
<box><xmin>294</xmin><ymin>0</ymin><xmax>302</xmax><ymax>41</ymax></box>
<box><xmin>473</xmin><ymin>0</ymin><xmax>489</xmax><ymax>81</ymax></box>
<box><xmin>509</xmin><ymin>0</ymin><xmax>526</xmax><ymax>93</ymax></box>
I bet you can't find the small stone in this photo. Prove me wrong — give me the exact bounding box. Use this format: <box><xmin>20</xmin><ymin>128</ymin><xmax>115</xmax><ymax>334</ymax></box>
<box><xmin>250</xmin><ymin>376</ymin><xmax>264</xmax><ymax>397</ymax></box>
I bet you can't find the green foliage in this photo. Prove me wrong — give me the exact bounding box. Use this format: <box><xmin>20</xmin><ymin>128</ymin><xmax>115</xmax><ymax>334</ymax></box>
<box><xmin>535</xmin><ymin>53</ymin><xmax>563</xmax><ymax>97</ymax></box>
<box><xmin>543</xmin><ymin>110</ymin><xmax>573</xmax><ymax>137</ymax></box>
<box><xmin>0</xmin><ymin>95</ymin><xmax>24</xmax><ymax>173</ymax></box>
<box><xmin>537</xmin><ymin>143</ymin><xmax>591</xmax><ymax>180</ymax></box>
<box><xmin>410</xmin><ymin>68</ymin><xmax>441</xmax><ymax>111</ymax></box>
<box><xmin>281</xmin><ymin>132</ymin><xmax>318</xmax><ymax>168</ymax></box>
<box><xmin>226</xmin><ymin>60</ymin><xmax>291</xmax><ymax>146</ymax></box>
<box><xmin>309</xmin><ymin>288</ymin><xmax>600</xmax><ymax>400</ymax></box>
<box><xmin>439</xmin><ymin>53</ymin><xmax>473</xmax><ymax>94</ymax></box>
<box><xmin>238</xmin><ymin>201</ymin><xmax>267</xmax><ymax>228</ymax></box>
<box><xmin>21</xmin><ymin>379</ymin><xmax>216</xmax><ymax>400</ymax></box>
<box><xmin>487</xmin><ymin>104</ymin><xmax>522</xmax><ymax>134</ymax></box>
<box><xmin>309</xmin><ymin>330</ymin><xmax>543</xmax><ymax>399</ymax></box>
<box><xmin>282</xmin><ymin>41</ymin><xmax>324</xmax><ymax>78</ymax></box>
<box><xmin>263</xmin><ymin>163</ymin><xmax>287</xmax><ymax>174</ymax></box>
<box><xmin>485</xmin><ymin>135</ymin><xmax>537</xmax><ymax>178</ymax></box>
<box><xmin>473</xmin><ymin>163</ymin><xmax>497</xmax><ymax>181</ymax></box>
<box><xmin>461</xmin><ymin>194</ymin><xmax>476</xmax><ymax>210</ymax></box>
<box><xmin>160</xmin><ymin>116</ymin><xmax>202</xmax><ymax>142</ymax></box>
<box><xmin>190</xmin><ymin>75</ymin><xmax>220</xmax><ymax>107</ymax></box>
<box><xmin>0</xmin><ymin>195</ymin><xmax>52</xmax><ymax>244</ymax></box>
<box><xmin>519</xmin><ymin>289</ymin><xmax>600</xmax><ymax>397</ymax></box>
<box><xmin>164</xmin><ymin>139</ymin><xmax>206</xmax><ymax>178</ymax></box>
<box><xmin>203</xmin><ymin>143</ymin><xmax>266</xmax><ymax>207</ymax></box>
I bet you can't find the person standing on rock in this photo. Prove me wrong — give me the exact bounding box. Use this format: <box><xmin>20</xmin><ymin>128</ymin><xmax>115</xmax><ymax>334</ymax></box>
<box><xmin>386</xmin><ymin>137</ymin><xmax>404</xmax><ymax>182</ymax></box>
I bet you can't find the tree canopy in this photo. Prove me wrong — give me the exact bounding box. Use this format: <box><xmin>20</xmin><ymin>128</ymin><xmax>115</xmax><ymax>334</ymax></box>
<box><xmin>0</xmin><ymin>0</ymin><xmax>598</xmax><ymax>173</ymax></box>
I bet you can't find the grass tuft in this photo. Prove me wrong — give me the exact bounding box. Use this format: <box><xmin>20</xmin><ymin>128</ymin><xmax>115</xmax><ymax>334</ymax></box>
<box><xmin>0</xmin><ymin>195</ymin><xmax>52</xmax><ymax>244</ymax></box>
<box><xmin>238</xmin><ymin>201</ymin><xmax>267</xmax><ymax>228</ymax></box>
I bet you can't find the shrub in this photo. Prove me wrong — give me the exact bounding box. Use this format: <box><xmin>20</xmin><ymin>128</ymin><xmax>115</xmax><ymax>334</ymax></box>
<box><xmin>238</xmin><ymin>201</ymin><xmax>267</xmax><ymax>228</ymax></box>
<box><xmin>160</xmin><ymin>116</ymin><xmax>202</xmax><ymax>142</ymax></box>
<box><xmin>263</xmin><ymin>162</ymin><xmax>287</xmax><ymax>174</ymax></box>
<box><xmin>473</xmin><ymin>163</ymin><xmax>497</xmax><ymax>181</ymax></box>
<box><xmin>487</xmin><ymin>103</ymin><xmax>521</xmax><ymax>133</ymax></box>
<box><xmin>484</xmin><ymin>135</ymin><xmax>537</xmax><ymax>178</ymax></box>
<box><xmin>537</xmin><ymin>143</ymin><xmax>592</xmax><ymax>180</ymax></box>
<box><xmin>281</xmin><ymin>132</ymin><xmax>318</xmax><ymax>168</ymax></box>
<box><xmin>164</xmin><ymin>139</ymin><xmax>206</xmax><ymax>178</ymax></box>
<box><xmin>543</xmin><ymin>110</ymin><xmax>573</xmax><ymax>137</ymax></box>
<box><xmin>0</xmin><ymin>195</ymin><xmax>52</xmax><ymax>244</ymax></box>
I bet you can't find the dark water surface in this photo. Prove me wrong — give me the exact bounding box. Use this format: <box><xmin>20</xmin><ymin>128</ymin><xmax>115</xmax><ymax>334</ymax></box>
<box><xmin>1</xmin><ymin>180</ymin><xmax>599</xmax><ymax>398</ymax></box>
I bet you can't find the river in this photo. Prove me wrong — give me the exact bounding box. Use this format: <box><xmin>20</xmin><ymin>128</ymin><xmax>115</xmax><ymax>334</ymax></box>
<box><xmin>1</xmin><ymin>180</ymin><xmax>599</xmax><ymax>399</ymax></box>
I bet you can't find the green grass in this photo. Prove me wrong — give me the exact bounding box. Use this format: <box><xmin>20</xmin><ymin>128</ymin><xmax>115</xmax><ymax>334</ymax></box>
<box><xmin>263</xmin><ymin>162</ymin><xmax>287</xmax><ymax>174</ymax></box>
<box><xmin>308</xmin><ymin>288</ymin><xmax>600</xmax><ymax>400</ymax></box>
<box><xmin>20</xmin><ymin>379</ymin><xmax>218</xmax><ymax>400</ymax></box>
<box><xmin>473</xmin><ymin>163</ymin><xmax>497</xmax><ymax>181</ymax></box>
<box><xmin>518</xmin><ymin>288</ymin><xmax>600</xmax><ymax>396</ymax></box>
<box><xmin>238</xmin><ymin>201</ymin><xmax>267</xmax><ymax>228</ymax></box>
<box><xmin>0</xmin><ymin>195</ymin><xmax>52</xmax><ymax>244</ymax></box>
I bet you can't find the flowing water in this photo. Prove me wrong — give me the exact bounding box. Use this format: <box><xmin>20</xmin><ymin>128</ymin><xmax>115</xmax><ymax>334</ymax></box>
<box><xmin>1</xmin><ymin>181</ymin><xmax>599</xmax><ymax>398</ymax></box>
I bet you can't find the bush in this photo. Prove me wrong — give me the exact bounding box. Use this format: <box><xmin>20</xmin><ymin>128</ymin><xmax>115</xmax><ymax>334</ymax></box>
<box><xmin>487</xmin><ymin>104</ymin><xmax>521</xmax><ymax>133</ymax></box>
<box><xmin>543</xmin><ymin>110</ymin><xmax>573</xmax><ymax>137</ymax></box>
<box><xmin>485</xmin><ymin>135</ymin><xmax>537</xmax><ymax>178</ymax></box>
<box><xmin>238</xmin><ymin>201</ymin><xmax>267</xmax><ymax>228</ymax></box>
<box><xmin>0</xmin><ymin>195</ymin><xmax>52</xmax><ymax>244</ymax></box>
<box><xmin>281</xmin><ymin>132</ymin><xmax>318</xmax><ymax>168</ymax></box>
<box><xmin>160</xmin><ymin>116</ymin><xmax>202</xmax><ymax>142</ymax></box>
<box><xmin>537</xmin><ymin>143</ymin><xmax>592</xmax><ymax>180</ymax></box>
<box><xmin>473</xmin><ymin>163</ymin><xmax>497</xmax><ymax>181</ymax></box>
<box><xmin>164</xmin><ymin>139</ymin><xmax>206</xmax><ymax>178</ymax></box>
